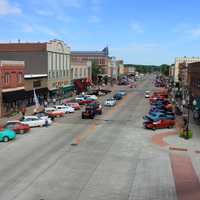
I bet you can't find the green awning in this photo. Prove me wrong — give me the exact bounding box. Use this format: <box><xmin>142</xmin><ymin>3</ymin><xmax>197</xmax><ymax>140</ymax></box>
<box><xmin>63</xmin><ymin>85</ymin><xmax>74</xmax><ymax>93</ymax></box>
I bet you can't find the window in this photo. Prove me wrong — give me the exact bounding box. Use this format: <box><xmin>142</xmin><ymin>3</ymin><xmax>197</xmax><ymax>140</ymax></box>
<box><xmin>17</xmin><ymin>73</ymin><xmax>23</xmax><ymax>83</ymax></box>
<box><xmin>80</xmin><ymin>68</ymin><xmax>82</xmax><ymax>77</ymax></box>
<box><xmin>75</xmin><ymin>68</ymin><xmax>78</xmax><ymax>78</ymax></box>
<box><xmin>4</xmin><ymin>73</ymin><xmax>10</xmax><ymax>84</ymax></box>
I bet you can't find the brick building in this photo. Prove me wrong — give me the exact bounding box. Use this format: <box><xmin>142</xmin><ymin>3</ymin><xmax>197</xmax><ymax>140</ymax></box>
<box><xmin>71</xmin><ymin>59</ymin><xmax>92</xmax><ymax>93</ymax></box>
<box><xmin>188</xmin><ymin>62</ymin><xmax>200</xmax><ymax>107</ymax></box>
<box><xmin>0</xmin><ymin>60</ymin><xmax>25</xmax><ymax>117</ymax></box>
<box><xmin>71</xmin><ymin>47</ymin><xmax>109</xmax><ymax>75</ymax></box>
<box><xmin>0</xmin><ymin>39</ymin><xmax>73</xmax><ymax>101</ymax></box>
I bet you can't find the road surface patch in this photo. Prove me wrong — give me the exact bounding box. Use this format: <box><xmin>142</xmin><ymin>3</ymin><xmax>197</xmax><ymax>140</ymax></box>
<box><xmin>151</xmin><ymin>131</ymin><xmax>177</xmax><ymax>147</ymax></box>
<box><xmin>170</xmin><ymin>153</ymin><xmax>200</xmax><ymax>200</ymax></box>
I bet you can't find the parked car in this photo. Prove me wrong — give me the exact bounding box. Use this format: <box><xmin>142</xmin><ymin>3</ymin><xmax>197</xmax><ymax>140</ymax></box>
<box><xmin>143</xmin><ymin>117</ymin><xmax>175</xmax><ymax>130</ymax></box>
<box><xmin>117</xmin><ymin>90</ymin><xmax>127</xmax><ymax>96</ymax></box>
<box><xmin>19</xmin><ymin>116</ymin><xmax>52</xmax><ymax>127</ymax></box>
<box><xmin>113</xmin><ymin>93</ymin><xmax>123</xmax><ymax>100</ymax></box>
<box><xmin>75</xmin><ymin>95</ymin><xmax>97</xmax><ymax>102</ymax></box>
<box><xmin>79</xmin><ymin>98</ymin><xmax>96</xmax><ymax>105</ymax></box>
<box><xmin>0</xmin><ymin>127</ymin><xmax>16</xmax><ymax>142</ymax></box>
<box><xmin>82</xmin><ymin>101</ymin><xmax>102</xmax><ymax>119</ymax></box>
<box><xmin>146</xmin><ymin>112</ymin><xmax>175</xmax><ymax>121</ymax></box>
<box><xmin>54</xmin><ymin>105</ymin><xmax>75</xmax><ymax>113</ymax></box>
<box><xmin>45</xmin><ymin>107</ymin><xmax>65</xmax><ymax>118</ymax></box>
<box><xmin>4</xmin><ymin>121</ymin><xmax>30</xmax><ymax>134</ymax></box>
<box><xmin>34</xmin><ymin>111</ymin><xmax>55</xmax><ymax>121</ymax></box>
<box><xmin>104</xmin><ymin>98</ymin><xmax>117</xmax><ymax>107</ymax></box>
<box><xmin>64</xmin><ymin>102</ymin><xmax>81</xmax><ymax>110</ymax></box>
<box><xmin>145</xmin><ymin>91</ymin><xmax>150</xmax><ymax>98</ymax></box>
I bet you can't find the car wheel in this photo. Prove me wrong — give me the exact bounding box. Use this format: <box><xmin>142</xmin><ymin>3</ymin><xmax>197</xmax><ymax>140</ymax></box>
<box><xmin>152</xmin><ymin>126</ymin><xmax>156</xmax><ymax>131</ymax></box>
<box><xmin>3</xmin><ymin>136</ymin><xmax>9</xmax><ymax>142</ymax></box>
<box><xmin>20</xmin><ymin>129</ymin><xmax>24</xmax><ymax>134</ymax></box>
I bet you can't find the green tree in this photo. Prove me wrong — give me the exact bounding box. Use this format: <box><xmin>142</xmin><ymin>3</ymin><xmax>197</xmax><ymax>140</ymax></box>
<box><xmin>160</xmin><ymin>64</ymin><xmax>170</xmax><ymax>76</ymax></box>
<box><xmin>92</xmin><ymin>61</ymin><xmax>103</xmax><ymax>84</ymax></box>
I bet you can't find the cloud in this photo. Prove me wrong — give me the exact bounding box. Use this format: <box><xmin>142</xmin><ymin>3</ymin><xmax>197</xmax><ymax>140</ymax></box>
<box><xmin>190</xmin><ymin>27</ymin><xmax>200</xmax><ymax>38</ymax></box>
<box><xmin>174</xmin><ymin>23</ymin><xmax>200</xmax><ymax>39</ymax></box>
<box><xmin>130</xmin><ymin>21</ymin><xmax>144</xmax><ymax>33</ymax></box>
<box><xmin>23</xmin><ymin>24</ymin><xmax>58</xmax><ymax>36</ymax></box>
<box><xmin>56</xmin><ymin>15</ymin><xmax>72</xmax><ymax>23</ymax></box>
<box><xmin>88</xmin><ymin>15</ymin><xmax>101</xmax><ymax>23</ymax></box>
<box><xmin>36</xmin><ymin>10</ymin><xmax>54</xmax><ymax>16</ymax></box>
<box><xmin>0</xmin><ymin>0</ymin><xmax>21</xmax><ymax>15</ymax></box>
<box><xmin>91</xmin><ymin>0</ymin><xmax>101</xmax><ymax>12</ymax></box>
<box><xmin>111</xmin><ymin>43</ymin><xmax>161</xmax><ymax>53</ymax></box>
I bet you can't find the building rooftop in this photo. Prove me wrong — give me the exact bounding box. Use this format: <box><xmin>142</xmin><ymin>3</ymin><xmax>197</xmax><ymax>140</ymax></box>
<box><xmin>71</xmin><ymin>47</ymin><xmax>109</xmax><ymax>57</ymax></box>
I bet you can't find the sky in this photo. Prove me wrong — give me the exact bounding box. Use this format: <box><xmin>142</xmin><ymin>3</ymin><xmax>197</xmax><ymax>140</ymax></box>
<box><xmin>1</xmin><ymin>0</ymin><xmax>200</xmax><ymax>65</ymax></box>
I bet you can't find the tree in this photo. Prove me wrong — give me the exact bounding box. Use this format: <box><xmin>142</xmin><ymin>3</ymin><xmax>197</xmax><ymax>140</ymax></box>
<box><xmin>92</xmin><ymin>61</ymin><xmax>103</xmax><ymax>84</ymax></box>
<box><xmin>160</xmin><ymin>64</ymin><xmax>170</xmax><ymax>76</ymax></box>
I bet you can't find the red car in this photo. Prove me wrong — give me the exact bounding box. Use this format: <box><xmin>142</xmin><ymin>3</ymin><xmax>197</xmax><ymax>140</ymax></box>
<box><xmin>4</xmin><ymin>121</ymin><xmax>31</xmax><ymax>134</ymax></box>
<box><xmin>65</xmin><ymin>102</ymin><xmax>81</xmax><ymax>110</ymax></box>
<box><xmin>149</xmin><ymin>95</ymin><xmax>166</xmax><ymax>104</ymax></box>
<box><xmin>79</xmin><ymin>99</ymin><xmax>95</xmax><ymax>105</ymax></box>
<box><xmin>144</xmin><ymin>119</ymin><xmax>175</xmax><ymax>130</ymax></box>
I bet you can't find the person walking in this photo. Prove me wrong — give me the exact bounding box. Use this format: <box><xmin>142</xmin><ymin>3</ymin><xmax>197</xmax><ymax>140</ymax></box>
<box><xmin>44</xmin><ymin>100</ymin><xmax>48</xmax><ymax>108</ymax></box>
<box><xmin>53</xmin><ymin>98</ymin><xmax>56</xmax><ymax>105</ymax></box>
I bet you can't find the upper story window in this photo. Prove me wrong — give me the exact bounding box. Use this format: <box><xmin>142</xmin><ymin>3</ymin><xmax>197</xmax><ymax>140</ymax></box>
<box><xmin>4</xmin><ymin>73</ymin><xmax>10</xmax><ymax>85</ymax></box>
<box><xmin>17</xmin><ymin>72</ymin><xmax>23</xmax><ymax>83</ymax></box>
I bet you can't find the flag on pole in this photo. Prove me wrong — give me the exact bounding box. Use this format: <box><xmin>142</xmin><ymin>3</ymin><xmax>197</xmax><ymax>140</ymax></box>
<box><xmin>33</xmin><ymin>89</ymin><xmax>40</xmax><ymax>109</ymax></box>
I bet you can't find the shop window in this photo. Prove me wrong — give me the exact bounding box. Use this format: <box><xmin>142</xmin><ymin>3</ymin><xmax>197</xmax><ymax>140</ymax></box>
<box><xmin>33</xmin><ymin>80</ymin><xmax>41</xmax><ymax>88</ymax></box>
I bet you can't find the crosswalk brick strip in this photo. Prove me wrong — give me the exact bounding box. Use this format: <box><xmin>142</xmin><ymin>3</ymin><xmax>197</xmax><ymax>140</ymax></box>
<box><xmin>170</xmin><ymin>153</ymin><xmax>200</xmax><ymax>200</ymax></box>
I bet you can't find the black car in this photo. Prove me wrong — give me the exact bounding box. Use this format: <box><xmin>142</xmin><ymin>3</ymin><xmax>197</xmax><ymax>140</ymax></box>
<box><xmin>82</xmin><ymin>102</ymin><xmax>102</xmax><ymax>119</ymax></box>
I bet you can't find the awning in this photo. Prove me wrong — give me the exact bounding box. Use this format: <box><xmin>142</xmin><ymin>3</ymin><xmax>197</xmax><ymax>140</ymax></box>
<box><xmin>63</xmin><ymin>85</ymin><xmax>74</xmax><ymax>93</ymax></box>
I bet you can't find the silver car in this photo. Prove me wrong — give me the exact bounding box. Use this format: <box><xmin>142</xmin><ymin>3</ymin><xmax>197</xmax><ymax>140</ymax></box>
<box><xmin>104</xmin><ymin>98</ymin><xmax>117</xmax><ymax>107</ymax></box>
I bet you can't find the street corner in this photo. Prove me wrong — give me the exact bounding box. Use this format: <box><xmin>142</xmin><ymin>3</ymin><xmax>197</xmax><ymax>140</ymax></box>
<box><xmin>151</xmin><ymin>129</ymin><xmax>178</xmax><ymax>148</ymax></box>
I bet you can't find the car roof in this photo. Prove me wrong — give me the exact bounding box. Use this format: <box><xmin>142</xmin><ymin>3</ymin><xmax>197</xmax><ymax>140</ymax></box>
<box><xmin>24</xmin><ymin>116</ymin><xmax>39</xmax><ymax>118</ymax></box>
<box><xmin>6</xmin><ymin>120</ymin><xmax>21</xmax><ymax>123</ymax></box>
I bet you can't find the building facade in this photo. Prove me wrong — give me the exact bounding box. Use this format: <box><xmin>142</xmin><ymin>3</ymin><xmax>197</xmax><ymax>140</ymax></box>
<box><xmin>71</xmin><ymin>60</ymin><xmax>92</xmax><ymax>80</ymax></box>
<box><xmin>124</xmin><ymin>65</ymin><xmax>136</xmax><ymax>75</ymax></box>
<box><xmin>188</xmin><ymin>62</ymin><xmax>200</xmax><ymax>103</ymax></box>
<box><xmin>117</xmin><ymin>60</ymin><xmax>124</xmax><ymax>75</ymax></box>
<box><xmin>70</xmin><ymin>59</ymin><xmax>92</xmax><ymax>93</ymax></box>
<box><xmin>0</xmin><ymin>40</ymin><xmax>72</xmax><ymax>100</ymax></box>
<box><xmin>0</xmin><ymin>60</ymin><xmax>25</xmax><ymax>117</ymax></box>
<box><xmin>174</xmin><ymin>57</ymin><xmax>200</xmax><ymax>83</ymax></box>
<box><xmin>71</xmin><ymin>47</ymin><xmax>109</xmax><ymax>75</ymax></box>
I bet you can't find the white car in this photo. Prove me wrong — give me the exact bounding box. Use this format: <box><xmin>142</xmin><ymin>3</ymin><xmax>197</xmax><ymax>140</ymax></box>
<box><xmin>104</xmin><ymin>98</ymin><xmax>117</xmax><ymax>107</ymax></box>
<box><xmin>145</xmin><ymin>91</ymin><xmax>150</xmax><ymax>98</ymax></box>
<box><xmin>75</xmin><ymin>95</ymin><xmax>97</xmax><ymax>101</ymax></box>
<box><xmin>54</xmin><ymin>105</ymin><xmax>75</xmax><ymax>113</ymax></box>
<box><xmin>20</xmin><ymin>116</ymin><xmax>52</xmax><ymax>127</ymax></box>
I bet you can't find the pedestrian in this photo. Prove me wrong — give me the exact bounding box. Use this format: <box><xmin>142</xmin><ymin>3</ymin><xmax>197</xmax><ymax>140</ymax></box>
<box><xmin>44</xmin><ymin>119</ymin><xmax>49</xmax><ymax>128</ymax></box>
<box><xmin>53</xmin><ymin>98</ymin><xmax>56</xmax><ymax>105</ymax></box>
<box><xmin>44</xmin><ymin>100</ymin><xmax>48</xmax><ymax>108</ymax></box>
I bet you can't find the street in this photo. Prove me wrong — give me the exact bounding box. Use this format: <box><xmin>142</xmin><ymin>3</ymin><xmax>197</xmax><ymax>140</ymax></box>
<box><xmin>0</xmin><ymin>76</ymin><xmax>177</xmax><ymax>200</ymax></box>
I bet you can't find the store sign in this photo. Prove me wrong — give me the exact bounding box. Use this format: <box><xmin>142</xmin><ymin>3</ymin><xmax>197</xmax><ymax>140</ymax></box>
<box><xmin>33</xmin><ymin>80</ymin><xmax>41</xmax><ymax>88</ymax></box>
<box><xmin>52</xmin><ymin>80</ymin><xmax>69</xmax><ymax>88</ymax></box>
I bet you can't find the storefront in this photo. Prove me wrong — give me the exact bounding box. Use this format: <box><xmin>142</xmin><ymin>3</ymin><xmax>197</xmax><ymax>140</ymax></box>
<box><xmin>1</xmin><ymin>88</ymin><xmax>26</xmax><ymax>117</ymax></box>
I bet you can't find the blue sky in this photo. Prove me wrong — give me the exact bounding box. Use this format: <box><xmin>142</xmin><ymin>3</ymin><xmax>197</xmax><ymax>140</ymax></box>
<box><xmin>1</xmin><ymin>0</ymin><xmax>200</xmax><ymax>65</ymax></box>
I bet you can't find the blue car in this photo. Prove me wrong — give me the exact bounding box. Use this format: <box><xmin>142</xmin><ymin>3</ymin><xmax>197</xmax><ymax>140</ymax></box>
<box><xmin>148</xmin><ymin>112</ymin><xmax>175</xmax><ymax>121</ymax></box>
<box><xmin>0</xmin><ymin>128</ymin><xmax>16</xmax><ymax>142</ymax></box>
<box><xmin>113</xmin><ymin>93</ymin><xmax>123</xmax><ymax>100</ymax></box>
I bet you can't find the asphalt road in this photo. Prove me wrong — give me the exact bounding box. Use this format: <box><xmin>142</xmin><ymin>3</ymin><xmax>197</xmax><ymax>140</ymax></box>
<box><xmin>0</xmin><ymin>75</ymin><xmax>176</xmax><ymax>200</ymax></box>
